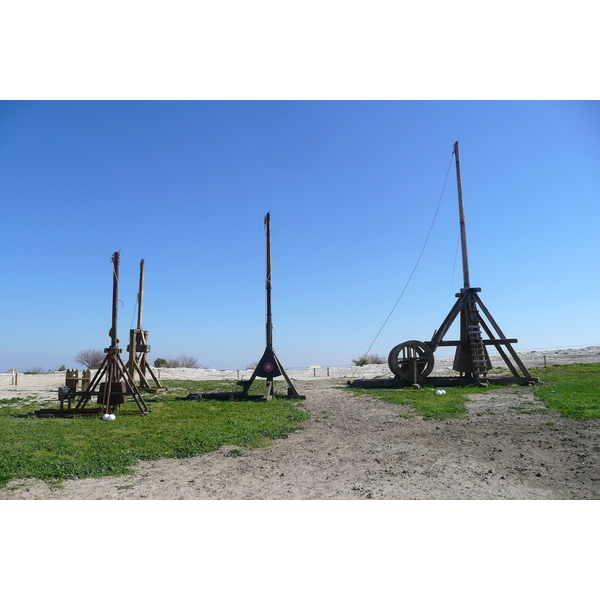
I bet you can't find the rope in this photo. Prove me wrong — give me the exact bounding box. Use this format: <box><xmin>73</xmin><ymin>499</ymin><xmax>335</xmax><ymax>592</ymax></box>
<box><xmin>451</xmin><ymin>233</ymin><xmax>460</xmax><ymax>281</ymax></box>
<box><xmin>130</xmin><ymin>295</ymin><xmax>139</xmax><ymax>330</ymax></box>
<box><xmin>350</xmin><ymin>149</ymin><xmax>455</xmax><ymax>378</ymax></box>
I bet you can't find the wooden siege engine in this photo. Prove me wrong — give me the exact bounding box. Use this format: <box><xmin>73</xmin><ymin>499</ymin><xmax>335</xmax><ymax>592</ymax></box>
<box><xmin>239</xmin><ymin>213</ymin><xmax>305</xmax><ymax>401</ymax></box>
<box><xmin>125</xmin><ymin>259</ymin><xmax>166</xmax><ymax>392</ymax></box>
<box><xmin>194</xmin><ymin>213</ymin><xmax>305</xmax><ymax>402</ymax></box>
<box><xmin>354</xmin><ymin>142</ymin><xmax>539</xmax><ymax>389</ymax></box>
<box><xmin>36</xmin><ymin>252</ymin><xmax>150</xmax><ymax>417</ymax></box>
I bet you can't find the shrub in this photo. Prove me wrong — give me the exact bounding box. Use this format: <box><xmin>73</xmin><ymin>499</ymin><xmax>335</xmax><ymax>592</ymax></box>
<box><xmin>352</xmin><ymin>354</ymin><xmax>386</xmax><ymax>366</ymax></box>
<box><xmin>153</xmin><ymin>355</ymin><xmax>205</xmax><ymax>369</ymax></box>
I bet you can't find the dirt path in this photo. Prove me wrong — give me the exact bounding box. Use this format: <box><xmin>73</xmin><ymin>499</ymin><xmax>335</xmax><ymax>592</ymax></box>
<box><xmin>2</xmin><ymin>377</ymin><xmax>599</xmax><ymax>500</ymax></box>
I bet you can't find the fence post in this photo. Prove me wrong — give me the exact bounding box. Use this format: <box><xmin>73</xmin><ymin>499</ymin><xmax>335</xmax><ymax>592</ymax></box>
<box><xmin>82</xmin><ymin>369</ymin><xmax>91</xmax><ymax>391</ymax></box>
<box><xmin>11</xmin><ymin>369</ymin><xmax>18</xmax><ymax>385</ymax></box>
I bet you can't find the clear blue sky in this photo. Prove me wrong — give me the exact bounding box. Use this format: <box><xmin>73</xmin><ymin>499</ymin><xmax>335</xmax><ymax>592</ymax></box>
<box><xmin>1</xmin><ymin>101</ymin><xmax>599</xmax><ymax>371</ymax></box>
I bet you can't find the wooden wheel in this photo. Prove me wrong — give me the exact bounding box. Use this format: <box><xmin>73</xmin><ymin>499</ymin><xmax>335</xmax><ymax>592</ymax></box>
<box><xmin>388</xmin><ymin>340</ymin><xmax>434</xmax><ymax>382</ymax></box>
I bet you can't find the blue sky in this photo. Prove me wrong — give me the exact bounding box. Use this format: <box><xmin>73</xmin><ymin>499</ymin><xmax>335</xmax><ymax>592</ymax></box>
<box><xmin>1</xmin><ymin>100</ymin><xmax>599</xmax><ymax>372</ymax></box>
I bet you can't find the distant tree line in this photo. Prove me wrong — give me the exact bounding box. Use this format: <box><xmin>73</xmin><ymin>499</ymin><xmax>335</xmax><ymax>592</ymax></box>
<box><xmin>153</xmin><ymin>354</ymin><xmax>203</xmax><ymax>368</ymax></box>
<box><xmin>73</xmin><ymin>349</ymin><xmax>204</xmax><ymax>369</ymax></box>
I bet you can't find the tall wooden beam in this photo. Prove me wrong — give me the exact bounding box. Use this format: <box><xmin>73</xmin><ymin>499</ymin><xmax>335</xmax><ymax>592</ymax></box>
<box><xmin>454</xmin><ymin>140</ymin><xmax>471</xmax><ymax>289</ymax></box>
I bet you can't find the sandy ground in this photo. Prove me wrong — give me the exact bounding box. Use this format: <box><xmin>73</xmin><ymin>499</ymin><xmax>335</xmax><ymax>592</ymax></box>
<box><xmin>1</xmin><ymin>347</ymin><xmax>599</xmax><ymax>500</ymax></box>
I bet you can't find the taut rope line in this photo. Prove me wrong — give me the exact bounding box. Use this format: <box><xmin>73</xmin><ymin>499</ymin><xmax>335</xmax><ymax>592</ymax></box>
<box><xmin>350</xmin><ymin>150</ymin><xmax>455</xmax><ymax>378</ymax></box>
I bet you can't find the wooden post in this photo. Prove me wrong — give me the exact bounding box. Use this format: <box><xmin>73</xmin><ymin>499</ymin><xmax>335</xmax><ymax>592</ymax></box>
<box><xmin>137</xmin><ymin>259</ymin><xmax>145</xmax><ymax>330</ymax></box>
<box><xmin>454</xmin><ymin>141</ymin><xmax>471</xmax><ymax>289</ymax></box>
<box><xmin>265</xmin><ymin>213</ymin><xmax>273</xmax><ymax>349</ymax></box>
<box><xmin>110</xmin><ymin>252</ymin><xmax>120</xmax><ymax>349</ymax></box>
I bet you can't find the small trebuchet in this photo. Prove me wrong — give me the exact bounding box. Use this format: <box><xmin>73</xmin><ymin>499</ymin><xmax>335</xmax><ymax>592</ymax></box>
<box><xmin>194</xmin><ymin>213</ymin><xmax>305</xmax><ymax>402</ymax></box>
<box><xmin>125</xmin><ymin>259</ymin><xmax>166</xmax><ymax>392</ymax></box>
<box><xmin>238</xmin><ymin>213</ymin><xmax>305</xmax><ymax>400</ymax></box>
<box><xmin>36</xmin><ymin>252</ymin><xmax>150</xmax><ymax>417</ymax></box>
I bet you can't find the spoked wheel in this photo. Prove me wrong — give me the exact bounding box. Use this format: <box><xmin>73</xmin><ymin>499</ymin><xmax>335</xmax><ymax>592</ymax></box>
<box><xmin>388</xmin><ymin>340</ymin><xmax>435</xmax><ymax>382</ymax></box>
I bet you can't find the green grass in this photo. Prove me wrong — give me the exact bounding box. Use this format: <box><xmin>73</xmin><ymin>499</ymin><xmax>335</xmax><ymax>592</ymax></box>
<box><xmin>0</xmin><ymin>379</ymin><xmax>307</xmax><ymax>489</ymax></box>
<box><xmin>351</xmin><ymin>384</ymin><xmax>503</xmax><ymax>420</ymax></box>
<box><xmin>529</xmin><ymin>363</ymin><xmax>600</xmax><ymax>419</ymax></box>
<box><xmin>351</xmin><ymin>362</ymin><xmax>600</xmax><ymax>421</ymax></box>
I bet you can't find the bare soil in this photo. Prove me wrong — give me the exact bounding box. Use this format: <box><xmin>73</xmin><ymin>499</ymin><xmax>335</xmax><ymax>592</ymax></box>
<box><xmin>1</xmin><ymin>349</ymin><xmax>599</xmax><ymax>500</ymax></box>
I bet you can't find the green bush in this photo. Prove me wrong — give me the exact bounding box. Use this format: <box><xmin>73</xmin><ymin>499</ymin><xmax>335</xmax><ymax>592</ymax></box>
<box><xmin>352</xmin><ymin>354</ymin><xmax>386</xmax><ymax>366</ymax></box>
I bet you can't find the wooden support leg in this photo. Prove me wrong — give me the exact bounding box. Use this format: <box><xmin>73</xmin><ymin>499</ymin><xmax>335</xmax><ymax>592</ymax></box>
<box><xmin>411</xmin><ymin>358</ymin><xmax>420</xmax><ymax>389</ymax></box>
<box><xmin>475</xmin><ymin>292</ymin><xmax>535</xmax><ymax>380</ymax></box>
<box><xmin>273</xmin><ymin>354</ymin><xmax>305</xmax><ymax>399</ymax></box>
<box><xmin>263</xmin><ymin>379</ymin><xmax>274</xmax><ymax>401</ymax></box>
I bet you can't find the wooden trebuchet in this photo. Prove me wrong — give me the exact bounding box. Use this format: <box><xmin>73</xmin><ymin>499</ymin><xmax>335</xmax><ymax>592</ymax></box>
<box><xmin>36</xmin><ymin>252</ymin><xmax>150</xmax><ymax>417</ymax></box>
<box><xmin>241</xmin><ymin>213</ymin><xmax>305</xmax><ymax>400</ymax></box>
<box><xmin>352</xmin><ymin>142</ymin><xmax>539</xmax><ymax>389</ymax></box>
<box><xmin>125</xmin><ymin>259</ymin><xmax>166</xmax><ymax>392</ymax></box>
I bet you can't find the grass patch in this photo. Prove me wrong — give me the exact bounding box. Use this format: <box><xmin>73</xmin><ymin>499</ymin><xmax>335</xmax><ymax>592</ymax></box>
<box><xmin>0</xmin><ymin>398</ymin><xmax>22</xmax><ymax>406</ymax></box>
<box><xmin>351</xmin><ymin>384</ymin><xmax>503</xmax><ymax>420</ymax></box>
<box><xmin>529</xmin><ymin>363</ymin><xmax>600</xmax><ymax>419</ymax></box>
<box><xmin>225</xmin><ymin>449</ymin><xmax>244</xmax><ymax>458</ymax></box>
<box><xmin>0</xmin><ymin>379</ymin><xmax>307</xmax><ymax>489</ymax></box>
<box><xmin>352</xmin><ymin>362</ymin><xmax>600</xmax><ymax>421</ymax></box>
<box><xmin>510</xmin><ymin>405</ymin><xmax>549</xmax><ymax>415</ymax></box>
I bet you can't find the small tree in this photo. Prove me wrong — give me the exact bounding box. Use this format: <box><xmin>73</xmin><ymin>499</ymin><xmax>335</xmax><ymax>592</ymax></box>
<box><xmin>176</xmin><ymin>354</ymin><xmax>201</xmax><ymax>369</ymax></box>
<box><xmin>154</xmin><ymin>358</ymin><xmax>167</xmax><ymax>368</ymax></box>
<box><xmin>74</xmin><ymin>349</ymin><xmax>105</xmax><ymax>369</ymax></box>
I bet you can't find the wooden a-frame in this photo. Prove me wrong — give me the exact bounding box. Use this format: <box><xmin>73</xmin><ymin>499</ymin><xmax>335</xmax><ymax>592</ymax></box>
<box><xmin>240</xmin><ymin>213</ymin><xmax>305</xmax><ymax>400</ymax></box>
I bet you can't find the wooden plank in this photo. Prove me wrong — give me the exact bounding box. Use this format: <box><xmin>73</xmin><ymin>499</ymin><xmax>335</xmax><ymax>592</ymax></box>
<box><xmin>429</xmin><ymin>295</ymin><xmax>464</xmax><ymax>350</ymax></box>
<box><xmin>433</xmin><ymin>339</ymin><xmax>518</xmax><ymax>346</ymax></box>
